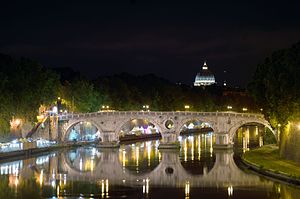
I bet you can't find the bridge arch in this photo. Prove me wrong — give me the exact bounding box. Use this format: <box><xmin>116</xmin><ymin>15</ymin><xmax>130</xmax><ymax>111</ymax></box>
<box><xmin>228</xmin><ymin>119</ymin><xmax>276</xmax><ymax>142</ymax></box>
<box><xmin>115</xmin><ymin>118</ymin><xmax>164</xmax><ymax>139</ymax></box>
<box><xmin>62</xmin><ymin>119</ymin><xmax>103</xmax><ymax>141</ymax></box>
<box><xmin>176</xmin><ymin>117</ymin><xmax>215</xmax><ymax>136</ymax></box>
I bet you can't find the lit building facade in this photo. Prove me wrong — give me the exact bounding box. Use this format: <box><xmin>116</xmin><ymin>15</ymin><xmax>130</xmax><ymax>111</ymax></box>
<box><xmin>194</xmin><ymin>61</ymin><xmax>216</xmax><ymax>86</ymax></box>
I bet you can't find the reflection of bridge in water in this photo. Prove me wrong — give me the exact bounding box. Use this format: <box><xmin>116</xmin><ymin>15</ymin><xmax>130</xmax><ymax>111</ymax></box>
<box><xmin>54</xmin><ymin>148</ymin><xmax>272</xmax><ymax>188</ymax></box>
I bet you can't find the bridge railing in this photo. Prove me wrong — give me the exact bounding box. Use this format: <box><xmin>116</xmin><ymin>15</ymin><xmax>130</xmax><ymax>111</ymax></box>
<box><xmin>59</xmin><ymin>111</ymin><xmax>264</xmax><ymax>121</ymax></box>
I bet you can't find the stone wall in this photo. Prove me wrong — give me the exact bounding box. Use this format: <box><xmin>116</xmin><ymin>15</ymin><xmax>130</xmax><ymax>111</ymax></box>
<box><xmin>279</xmin><ymin>120</ymin><xmax>300</xmax><ymax>163</ymax></box>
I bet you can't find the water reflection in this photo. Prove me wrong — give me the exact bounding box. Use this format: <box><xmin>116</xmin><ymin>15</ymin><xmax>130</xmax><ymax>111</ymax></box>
<box><xmin>179</xmin><ymin>134</ymin><xmax>216</xmax><ymax>175</ymax></box>
<box><xmin>234</xmin><ymin>125</ymin><xmax>277</xmax><ymax>153</ymax></box>
<box><xmin>0</xmin><ymin>131</ymin><xmax>298</xmax><ymax>198</ymax></box>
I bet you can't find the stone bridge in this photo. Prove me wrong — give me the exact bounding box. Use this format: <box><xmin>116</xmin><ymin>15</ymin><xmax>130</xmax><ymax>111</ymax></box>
<box><xmin>36</xmin><ymin>111</ymin><xmax>275</xmax><ymax>148</ymax></box>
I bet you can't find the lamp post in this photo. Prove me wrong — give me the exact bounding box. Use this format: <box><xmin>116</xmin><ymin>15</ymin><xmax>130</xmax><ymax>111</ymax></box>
<box><xmin>101</xmin><ymin>105</ymin><xmax>110</xmax><ymax>111</ymax></box>
<box><xmin>184</xmin><ymin>105</ymin><xmax>190</xmax><ymax>111</ymax></box>
<box><xmin>227</xmin><ymin>106</ymin><xmax>232</xmax><ymax>110</ymax></box>
<box><xmin>142</xmin><ymin>105</ymin><xmax>150</xmax><ymax>111</ymax></box>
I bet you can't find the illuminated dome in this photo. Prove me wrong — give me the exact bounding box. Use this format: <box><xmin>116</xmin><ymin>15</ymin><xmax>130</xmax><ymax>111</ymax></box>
<box><xmin>194</xmin><ymin>61</ymin><xmax>216</xmax><ymax>86</ymax></box>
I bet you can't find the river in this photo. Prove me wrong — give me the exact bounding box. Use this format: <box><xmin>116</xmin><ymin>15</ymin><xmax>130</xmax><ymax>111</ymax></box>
<box><xmin>0</xmin><ymin>125</ymin><xmax>299</xmax><ymax>198</ymax></box>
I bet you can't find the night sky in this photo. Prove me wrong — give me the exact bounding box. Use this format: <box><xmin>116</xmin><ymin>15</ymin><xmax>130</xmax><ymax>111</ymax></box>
<box><xmin>1</xmin><ymin>1</ymin><xmax>300</xmax><ymax>87</ymax></box>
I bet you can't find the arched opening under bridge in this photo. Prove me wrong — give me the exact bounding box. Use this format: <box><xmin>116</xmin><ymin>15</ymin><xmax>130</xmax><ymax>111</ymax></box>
<box><xmin>66</xmin><ymin>121</ymin><xmax>101</xmax><ymax>142</ymax></box>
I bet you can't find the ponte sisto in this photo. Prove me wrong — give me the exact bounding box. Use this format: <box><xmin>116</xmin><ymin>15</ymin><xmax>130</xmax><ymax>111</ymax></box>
<box><xmin>34</xmin><ymin>111</ymin><xmax>276</xmax><ymax>149</ymax></box>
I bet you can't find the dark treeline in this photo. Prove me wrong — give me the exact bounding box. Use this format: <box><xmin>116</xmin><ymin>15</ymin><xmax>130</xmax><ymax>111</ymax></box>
<box><xmin>248</xmin><ymin>41</ymin><xmax>300</xmax><ymax>127</ymax></box>
<box><xmin>0</xmin><ymin>53</ymin><xmax>256</xmax><ymax>134</ymax></box>
<box><xmin>95</xmin><ymin>73</ymin><xmax>256</xmax><ymax>112</ymax></box>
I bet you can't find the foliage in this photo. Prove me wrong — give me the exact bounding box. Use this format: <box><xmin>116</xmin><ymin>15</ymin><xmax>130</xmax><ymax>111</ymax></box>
<box><xmin>60</xmin><ymin>79</ymin><xmax>102</xmax><ymax>113</ymax></box>
<box><xmin>94</xmin><ymin>73</ymin><xmax>256</xmax><ymax>112</ymax></box>
<box><xmin>248</xmin><ymin>42</ymin><xmax>300</xmax><ymax>127</ymax></box>
<box><xmin>0</xmin><ymin>54</ymin><xmax>60</xmax><ymax>134</ymax></box>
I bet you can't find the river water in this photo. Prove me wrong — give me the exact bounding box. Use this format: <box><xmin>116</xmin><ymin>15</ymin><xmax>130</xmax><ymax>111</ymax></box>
<box><xmin>0</xmin><ymin>126</ymin><xmax>299</xmax><ymax>199</ymax></box>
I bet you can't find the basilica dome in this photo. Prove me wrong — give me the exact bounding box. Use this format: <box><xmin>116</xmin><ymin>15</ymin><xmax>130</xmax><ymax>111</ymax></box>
<box><xmin>194</xmin><ymin>61</ymin><xmax>216</xmax><ymax>86</ymax></box>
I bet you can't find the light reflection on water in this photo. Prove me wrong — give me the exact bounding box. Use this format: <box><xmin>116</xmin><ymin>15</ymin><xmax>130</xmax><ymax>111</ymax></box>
<box><xmin>0</xmin><ymin>126</ymin><xmax>298</xmax><ymax>198</ymax></box>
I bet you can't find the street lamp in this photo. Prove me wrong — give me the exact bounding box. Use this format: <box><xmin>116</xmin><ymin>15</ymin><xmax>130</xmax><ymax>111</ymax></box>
<box><xmin>184</xmin><ymin>105</ymin><xmax>190</xmax><ymax>111</ymax></box>
<box><xmin>227</xmin><ymin>106</ymin><xmax>232</xmax><ymax>110</ymax></box>
<box><xmin>142</xmin><ymin>105</ymin><xmax>150</xmax><ymax>111</ymax></box>
<box><xmin>101</xmin><ymin>105</ymin><xmax>110</xmax><ymax>111</ymax></box>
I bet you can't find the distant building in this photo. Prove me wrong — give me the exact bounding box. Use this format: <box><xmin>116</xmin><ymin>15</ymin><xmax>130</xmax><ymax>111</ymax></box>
<box><xmin>194</xmin><ymin>61</ymin><xmax>216</xmax><ymax>86</ymax></box>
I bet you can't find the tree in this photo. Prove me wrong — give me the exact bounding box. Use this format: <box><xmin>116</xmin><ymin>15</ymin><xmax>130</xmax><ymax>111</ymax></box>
<box><xmin>248</xmin><ymin>41</ymin><xmax>300</xmax><ymax>126</ymax></box>
<box><xmin>60</xmin><ymin>79</ymin><xmax>102</xmax><ymax>113</ymax></box>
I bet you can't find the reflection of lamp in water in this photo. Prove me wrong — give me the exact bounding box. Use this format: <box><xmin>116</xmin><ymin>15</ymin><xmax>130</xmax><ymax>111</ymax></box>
<box><xmin>198</xmin><ymin>135</ymin><xmax>201</xmax><ymax>160</ymax></box>
<box><xmin>14</xmin><ymin>176</ymin><xmax>19</xmax><ymax>187</ymax></box>
<box><xmin>64</xmin><ymin>174</ymin><xmax>67</xmax><ymax>185</ymax></box>
<box><xmin>57</xmin><ymin>185</ymin><xmax>60</xmax><ymax>197</ymax></box>
<box><xmin>106</xmin><ymin>179</ymin><xmax>109</xmax><ymax>196</ymax></box>
<box><xmin>227</xmin><ymin>186</ymin><xmax>233</xmax><ymax>196</ymax></box>
<box><xmin>122</xmin><ymin>150</ymin><xmax>126</xmax><ymax>167</ymax></box>
<box><xmin>143</xmin><ymin>178</ymin><xmax>150</xmax><ymax>194</ymax></box>
<box><xmin>101</xmin><ymin>179</ymin><xmax>109</xmax><ymax>197</ymax></box>
<box><xmin>91</xmin><ymin>158</ymin><xmax>94</xmax><ymax>172</ymax></box>
<box><xmin>184</xmin><ymin>138</ymin><xmax>187</xmax><ymax>162</ymax></box>
<box><xmin>39</xmin><ymin>169</ymin><xmax>44</xmax><ymax>186</ymax></box>
<box><xmin>259</xmin><ymin>136</ymin><xmax>263</xmax><ymax>147</ymax></box>
<box><xmin>136</xmin><ymin>147</ymin><xmax>139</xmax><ymax>168</ymax></box>
<box><xmin>185</xmin><ymin>181</ymin><xmax>190</xmax><ymax>198</ymax></box>
<box><xmin>191</xmin><ymin>137</ymin><xmax>194</xmax><ymax>161</ymax></box>
<box><xmin>101</xmin><ymin>180</ymin><xmax>105</xmax><ymax>197</ymax></box>
<box><xmin>210</xmin><ymin>134</ymin><xmax>213</xmax><ymax>156</ymax></box>
<box><xmin>147</xmin><ymin>142</ymin><xmax>151</xmax><ymax>167</ymax></box>
<box><xmin>79</xmin><ymin>158</ymin><xmax>83</xmax><ymax>171</ymax></box>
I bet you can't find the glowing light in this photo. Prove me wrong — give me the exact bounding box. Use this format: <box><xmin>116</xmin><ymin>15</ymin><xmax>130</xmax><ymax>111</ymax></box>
<box><xmin>101</xmin><ymin>180</ymin><xmax>105</xmax><ymax>197</ymax></box>
<box><xmin>185</xmin><ymin>181</ymin><xmax>190</xmax><ymax>197</ymax></box>
<box><xmin>14</xmin><ymin>176</ymin><xmax>19</xmax><ymax>187</ymax></box>
<box><xmin>198</xmin><ymin>135</ymin><xmax>201</xmax><ymax>160</ymax></box>
<box><xmin>37</xmin><ymin>114</ymin><xmax>45</xmax><ymax>122</ymax></box>
<box><xmin>227</xmin><ymin>106</ymin><xmax>232</xmax><ymax>110</ymax></box>
<box><xmin>136</xmin><ymin>147</ymin><xmax>139</xmax><ymax>167</ymax></box>
<box><xmin>184</xmin><ymin>138</ymin><xmax>187</xmax><ymax>162</ymax></box>
<box><xmin>51</xmin><ymin>179</ymin><xmax>56</xmax><ymax>188</ymax></box>
<box><xmin>57</xmin><ymin>185</ymin><xmax>60</xmax><ymax>197</ymax></box>
<box><xmin>184</xmin><ymin>105</ymin><xmax>190</xmax><ymax>109</ymax></box>
<box><xmin>242</xmin><ymin>107</ymin><xmax>248</xmax><ymax>111</ymax></box>
<box><xmin>106</xmin><ymin>179</ymin><xmax>109</xmax><ymax>195</ymax></box>
<box><xmin>39</xmin><ymin>170</ymin><xmax>44</xmax><ymax>186</ymax></box>
<box><xmin>259</xmin><ymin>136</ymin><xmax>263</xmax><ymax>147</ymax></box>
<box><xmin>227</xmin><ymin>186</ymin><xmax>233</xmax><ymax>196</ymax></box>
<box><xmin>147</xmin><ymin>143</ymin><xmax>151</xmax><ymax>167</ymax></box>
<box><xmin>143</xmin><ymin>178</ymin><xmax>150</xmax><ymax>194</ymax></box>
<box><xmin>52</xmin><ymin>106</ymin><xmax>58</xmax><ymax>114</ymax></box>
<box><xmin>10</xmin><ymin>118</ymin><xmax>22</xmax><ymax>129</ymax></box>
<box><xmin>122</xmin><ymin>150</ymin><xmax>126</xmax><ymax>167</ymax></box>
<box><xmin>191</xmin><ymin>137</ymin><xmax>194</xmax><ymax>161</ymax></box>
<box><xmin>79</xmin><ymin>158</ymin><xmax>83</xmax><ymax>171</ymax></box>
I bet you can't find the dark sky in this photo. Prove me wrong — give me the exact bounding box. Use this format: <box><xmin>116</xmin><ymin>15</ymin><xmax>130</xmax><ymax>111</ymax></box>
<box><xmin>1</xmin><ymin>1</ymin><xmax>300</xmax><ymax>87</ymax></box>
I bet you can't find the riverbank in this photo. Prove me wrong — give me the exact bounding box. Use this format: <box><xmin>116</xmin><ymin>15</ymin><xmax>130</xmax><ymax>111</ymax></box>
<box><xmin>242</xmin><ymin>144</ymin><xmax>300</xmax><ymax>184</ymax></box>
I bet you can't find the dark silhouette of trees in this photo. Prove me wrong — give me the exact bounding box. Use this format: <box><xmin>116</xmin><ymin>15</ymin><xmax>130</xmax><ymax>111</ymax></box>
<box><xmin>248</xmin><ymin>41</ymin><xmax>300</xmax><ymax>126</ymax></box>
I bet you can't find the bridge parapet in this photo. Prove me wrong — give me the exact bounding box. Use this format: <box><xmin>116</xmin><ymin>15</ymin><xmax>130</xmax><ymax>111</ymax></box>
<box><xmin>59</xmin><ymin>111</ymin><xmax>264</xmax><ymax>121</ymax></box>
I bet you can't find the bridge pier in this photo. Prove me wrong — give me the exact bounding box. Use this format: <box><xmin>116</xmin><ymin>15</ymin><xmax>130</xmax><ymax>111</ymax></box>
<box><xmin>97</xmin><ymin>131</ymin><xmax>120</xmax><ymax>148</ymax></box>
<box><xmin>213</xmin><ymin>132</ymin><xmax>233</xmax><ymax>149</ymax></box>
<box><xmin>158</xmin><ymin>132</ymin><xmax>180</xmax><ymax>149</ymax></box>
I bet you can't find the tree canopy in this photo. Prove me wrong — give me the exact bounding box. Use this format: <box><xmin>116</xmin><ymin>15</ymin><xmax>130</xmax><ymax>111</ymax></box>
<box><xmin>248</xmin><ymin>41</ymin><xmax>300</xmax><ymax>126</ymax></box>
